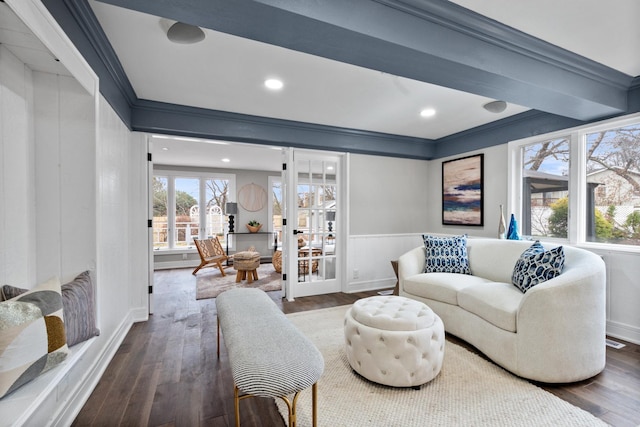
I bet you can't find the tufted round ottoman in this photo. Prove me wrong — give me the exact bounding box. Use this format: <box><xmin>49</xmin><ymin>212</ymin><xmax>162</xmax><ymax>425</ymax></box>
<box><xmin>344</xmin><ymin>295</ymin><xmax>445</xmax><ymax>388</ymax></box>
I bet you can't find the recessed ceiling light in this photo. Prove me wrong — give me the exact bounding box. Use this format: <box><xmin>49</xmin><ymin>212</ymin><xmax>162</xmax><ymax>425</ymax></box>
<box><xmin>162</xmin><ymin>147</ymin><xmax>169</xmax><ymax>151</ymax></box>
<box><xmin>264</xmin><ymin>78</ymin><xmax>284</xmax><ymax>90</ymax></box>
<box><xmin>420</xmin><ymin>108</ymin><xmax>436</xmax><ymax>118</ymax></box>
<box><xmin>222</xmin><ymin>158</ymin><xmax>230</xmax><ymax>163</ymax></box>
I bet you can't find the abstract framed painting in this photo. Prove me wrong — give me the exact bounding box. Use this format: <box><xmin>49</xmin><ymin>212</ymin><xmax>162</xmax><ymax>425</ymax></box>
<box><xmin>442</xmin><ymin>153</ymin><xmax>484</xmax><ymax>226</ymax></box>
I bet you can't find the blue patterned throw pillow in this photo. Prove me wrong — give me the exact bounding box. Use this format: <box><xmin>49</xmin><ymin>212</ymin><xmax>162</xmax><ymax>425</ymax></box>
<box><xmin>422</xmin><ymin>234</ymin><xmax>471</xmax><ymax>275</ymax></box>
<box><xmin>512</xmin><ymin>241</ymin><xmax>565</xmax><ymax>293</ymax></box>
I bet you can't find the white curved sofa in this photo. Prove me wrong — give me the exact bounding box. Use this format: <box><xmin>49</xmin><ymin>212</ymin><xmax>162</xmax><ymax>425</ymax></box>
<box><xmin>397</xmin><ymin>237</ymin><xmax>606</xmax><ymax>383</ymax></box>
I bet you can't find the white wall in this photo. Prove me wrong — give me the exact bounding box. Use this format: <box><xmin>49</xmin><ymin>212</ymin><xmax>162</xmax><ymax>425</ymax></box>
<box><xmin>346</xmin><ymin>154</ymin><xmax>430</xmax><ymax>292</ymax></box>
<box><xmin>0</xmin><ymin>45</ymin><xmax>36</xmax><ymax>287</ymax></box>
<box><xmin>0</xmin><ymin>23</ymin><xmax>148</xmax><ymax>427</ymax></box>
<box><xmin>349</xmin><ymin>154</ymin><xmax>430</xmax><ymax>235</ymax></box>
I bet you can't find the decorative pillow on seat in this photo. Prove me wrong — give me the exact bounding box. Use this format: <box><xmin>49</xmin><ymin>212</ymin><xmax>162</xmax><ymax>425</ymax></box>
<box><xmin>422</xmin><ymin>234</ymin><xmax>471</xmax><ymax>275</ymax></box>
<box><xmin>2</xmin><ymin>271</ymin><xmax>100</xmax><ymax>347</ymax></box>
<box><xmin>512</xmin><ymin>241</ymin><xmax>565</xmax><ymax>293</ymax></box>
<box><xmin>0</xmin><ymin>277</ymin><xmax>69</xmax><ymax>399</ymax></box>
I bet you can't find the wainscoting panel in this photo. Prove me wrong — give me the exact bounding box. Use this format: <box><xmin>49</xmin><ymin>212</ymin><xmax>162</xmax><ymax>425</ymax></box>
<box><xmin>346</xmin><ymin>234</ymin><xmax>424</xmax><ymax>293</ymax></box>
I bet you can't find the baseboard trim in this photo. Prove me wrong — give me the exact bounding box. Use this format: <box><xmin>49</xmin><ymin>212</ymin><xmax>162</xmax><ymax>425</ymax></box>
<box><xmin>606</xmin><ymin>319</ymin><xmax>640</xmax><ymax>346</ymax></box>
<box><xmin>347</xmin><ymin>277</ymin><xmax>396</xmax><ymax>293</ymax></box>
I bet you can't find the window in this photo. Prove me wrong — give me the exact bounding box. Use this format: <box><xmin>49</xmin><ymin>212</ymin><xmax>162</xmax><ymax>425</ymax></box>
<box><xmin>586</xmin><ymin>123</ymin><xmax>640</xmax><ymax>244</ymax></box>
<box><xmin>152</xmin><ymin>171</ymin><xmax>235</xmax><ymax>250</ymax></box>
<box><xmin>521</xmin><ymin>138</ymin><xmax>570</xmax><ymax>238</ymax></box>
<box><xmin>510</xmin><ymin>113</ymin><xmax>640</xmax><ymax>248</ymax></box>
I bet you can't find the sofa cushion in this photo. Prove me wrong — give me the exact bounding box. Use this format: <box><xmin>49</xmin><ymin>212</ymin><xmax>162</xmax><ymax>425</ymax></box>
<box><xmin>422</xmin><ymin>234</ymin><xmax>471</xmax><ymax>275</ymax></box>
<box><xmin>457</xmin><ymin>282</ymin><xmax>523</xmax><ymax>332</ymax></box>
<box><xmin>403</xmin><ymin>273</ymin><xmax>490</xmax><ymax>305</ymax></box>
<box><xmin>0</xmin><ymin>277</ymin><xmax>69</xmax><ymax>398</ymax></box>
<box><xmin>512</xmin><ymin>242</ymin><xmax>565</xmax><ymax>293</ymax></box>
<box><xmin>2</xmin><ymin>271</ymin><xmax>100</xmax><ymax>347</ymax></box>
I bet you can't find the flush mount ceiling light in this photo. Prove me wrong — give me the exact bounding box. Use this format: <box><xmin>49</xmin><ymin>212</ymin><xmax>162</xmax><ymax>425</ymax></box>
<box><xmin>420</xmin><ymin>108</ymin><xmax>436</xmax><ymax>118</ymax></box>
<box><xmin>483</xmin><ymin>100</ymin><xmax>507</xmax><ymax>113</ymax></box>
<box><xmin>221</xmin><ymin>158</ymin><xmax>230</xmax><ymax>163</ymax></box>
<box><xmin>166</xmin><ymin>22</ymin><xmax>205</xmax><ymax>44</ymax></box>
<box><xmin>264</xmin><ymin>78</ymin><xmax>284</xmax><ymax>90</ymax></box>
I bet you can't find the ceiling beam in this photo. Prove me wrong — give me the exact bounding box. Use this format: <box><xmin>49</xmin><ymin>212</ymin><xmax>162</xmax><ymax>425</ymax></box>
<box><xmin>96</xmin><ymin>0</ymin><xmax>632</xmax><ymax>121</ymax></box>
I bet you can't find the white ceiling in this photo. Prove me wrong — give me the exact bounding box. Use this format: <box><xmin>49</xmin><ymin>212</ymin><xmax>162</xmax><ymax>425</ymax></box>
<box><xmin>2</xmin><ymin>1</ymin><xmax>638</xmax><ymax>171</ymax></box>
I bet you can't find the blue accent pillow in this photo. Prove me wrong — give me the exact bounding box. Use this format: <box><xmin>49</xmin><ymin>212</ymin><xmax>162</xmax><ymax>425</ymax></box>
<box><xmin>422</xmin><ymin>234</ymin><xmax>471</xmax><ymax>275</ymax></box>
<box><xmin>512</xmin><ymin>241</ymin><xmax>565</xmax><ymax>293</ymax></box>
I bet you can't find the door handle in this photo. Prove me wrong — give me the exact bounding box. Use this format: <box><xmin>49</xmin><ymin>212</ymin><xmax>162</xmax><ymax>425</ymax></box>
<box><xmin>293</xmin><ymin>230</ymin><xmax>303</xmax><ymax>235</ymax></box>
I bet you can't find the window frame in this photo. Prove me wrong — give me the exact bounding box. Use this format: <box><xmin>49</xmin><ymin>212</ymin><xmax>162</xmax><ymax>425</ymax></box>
<box><xmin>508</xmin><ymin>112</ymin><xmax>640</xmax><ymax>253</ymax></box>
<box><xmin>152</xmin><ymin>169</ymin><xmax>236</xmax><ymax>252</ymax></box>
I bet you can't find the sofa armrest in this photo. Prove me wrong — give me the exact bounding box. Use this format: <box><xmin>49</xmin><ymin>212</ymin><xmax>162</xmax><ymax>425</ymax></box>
<box><xmin>515</xmin><ymin>253</ymin><xmax>606</xmax><ymax>382</ymax></box>
<box><xmin>397</xmin><ymin>247</ymin><xmax>425</xmax><ymax>293</ymax></box>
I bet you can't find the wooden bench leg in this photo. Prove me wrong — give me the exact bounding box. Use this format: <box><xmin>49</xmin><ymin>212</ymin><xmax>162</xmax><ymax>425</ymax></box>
<box><xmin>312</xmin><ymin>382</ymin><xmax>318</xmax><ymax>427</ymax></box>
<box><xmin>234</xmin><ymin>385</ymin><xmax>241</xmax><ymax>427</ymax></box>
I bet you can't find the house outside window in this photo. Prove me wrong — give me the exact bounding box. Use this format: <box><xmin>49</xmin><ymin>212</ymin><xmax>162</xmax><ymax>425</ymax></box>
<box><xmin>509</xmin><ymin>113</ymin><xmax>640</xmax><ymax>248</ymax></box>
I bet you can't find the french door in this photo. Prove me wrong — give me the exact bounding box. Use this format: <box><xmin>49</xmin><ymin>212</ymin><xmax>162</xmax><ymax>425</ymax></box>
<box><xmin>282</xmin><ymin>149</ymin><xmax>342</xmax><ymax>300</ymax></box>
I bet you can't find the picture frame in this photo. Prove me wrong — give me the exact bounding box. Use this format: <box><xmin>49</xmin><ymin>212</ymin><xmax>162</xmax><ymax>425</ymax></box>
<box><xmin>442</xmin><ymin>153</ymin><xmax>484</xmax><ymax>226</ymax></box>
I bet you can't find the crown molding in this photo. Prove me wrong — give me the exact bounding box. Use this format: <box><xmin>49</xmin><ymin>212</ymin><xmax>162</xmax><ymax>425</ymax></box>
<box><xmin>132</xmin><ymin>99</ymin><xmax>436</xmax><ymax>160</ymax></box>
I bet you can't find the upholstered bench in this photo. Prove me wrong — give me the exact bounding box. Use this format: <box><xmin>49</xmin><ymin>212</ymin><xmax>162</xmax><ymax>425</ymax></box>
<box><xmin>216</xmin><ymin>288</ymin><xmax>324</xmax><ymax>427</ymax></box>
<box><xmin>232</xmin><ymin>251</ymin><xmax>260</xmax><ymax>283</ymax></box>
<box><xmin>344</xmin><ymin>295</ymin><xmax>445</xmax><ymax>388</ymax></box>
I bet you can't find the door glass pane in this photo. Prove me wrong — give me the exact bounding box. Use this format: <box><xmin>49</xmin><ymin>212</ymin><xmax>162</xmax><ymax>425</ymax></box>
<box><xmin>296</xmin><ymin>159</ymin><xmax>338</xmax><ymax>282</ymax></box>
<box><xmin>153</xmin><ymin>176</ymin><xmax>168</xmax><ymax>250</ymax></box>
<box><xmin>272</xmin><ymin>180</ymin><xmax>283</xmax><ymax>245</ymax></box>
<box><xmin>175</xmin><ymin>177</ymin><xmax>200</xmax><ymax>248</ymax></box>
<box><xmin>522</xmin><ymin>138</ymin><xmax>570</xmax><ymax>238</ymax></box>
<box><xmin>586</xmin><ymin>123</ymin><xmax>640</xmax><ymax>245</ymax></box>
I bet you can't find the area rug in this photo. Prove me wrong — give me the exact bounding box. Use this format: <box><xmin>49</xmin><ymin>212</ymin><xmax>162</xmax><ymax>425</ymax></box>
<box><xmin>195</xmin><ymin>263</ymin><xmax>281</xmax><ymax>300</ymax></box>
<box><xmin>276</xmin><ymin>305</ymin><xmax>608</xmax><ymax>427</ymax></box>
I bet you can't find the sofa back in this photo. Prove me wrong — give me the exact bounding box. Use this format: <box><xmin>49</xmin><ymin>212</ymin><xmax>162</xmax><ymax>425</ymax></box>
<box><xmin>466</xmin><ymin>238</ymin><xmax>559</xmax><ymax>283</ymax></box>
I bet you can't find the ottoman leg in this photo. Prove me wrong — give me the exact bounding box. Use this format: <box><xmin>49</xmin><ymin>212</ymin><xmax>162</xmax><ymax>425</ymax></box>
<box><xmin>252</xmin><ymin>269</ymin><xmax>259</xmax><ymax>281</ymax></box>
<box><xmin>247</xmin><ymin>270</ymin><xmax>254</xmax><ymax>284</ymax></box>
<box><xmin>235</xmin><ymin>271</ymin><xmax>243</xmax><ymax>283</ymax></box>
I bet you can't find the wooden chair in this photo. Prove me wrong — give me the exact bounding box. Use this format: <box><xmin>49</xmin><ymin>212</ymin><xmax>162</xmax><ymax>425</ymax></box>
<box><xmin>192</xmin><ymin>237</ymin><xmax>229</xmax><ymax>276</ymax></box>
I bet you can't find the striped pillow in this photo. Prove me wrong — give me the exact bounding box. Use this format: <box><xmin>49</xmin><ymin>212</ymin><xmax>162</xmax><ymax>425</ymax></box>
<box><xmin>2</xmin><ymin>271</ymin><xmax>99</xmax><ymax>347</ymax></box>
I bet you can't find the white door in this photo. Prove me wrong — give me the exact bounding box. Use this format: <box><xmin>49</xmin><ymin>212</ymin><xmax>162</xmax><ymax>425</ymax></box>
<box><xmin>284</xmin><ymin>149</ymin><xmax>341</xmax><ymax>299</ymax></box>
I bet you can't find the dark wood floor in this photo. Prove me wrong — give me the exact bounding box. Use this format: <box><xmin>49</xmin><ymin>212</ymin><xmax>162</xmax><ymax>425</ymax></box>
<box><xmin>73</xmin><ymin>268</ymin><xmax>640</xmax><ymax>426</ymax></box>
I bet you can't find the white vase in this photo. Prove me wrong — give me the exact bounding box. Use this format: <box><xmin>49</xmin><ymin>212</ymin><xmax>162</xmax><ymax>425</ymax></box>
<box><xmin>498</xmin><ymin>204</ymin><xmax>506</xmax><ymax>239</ymax></box>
